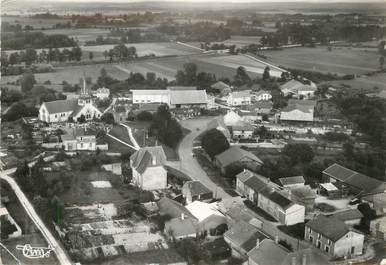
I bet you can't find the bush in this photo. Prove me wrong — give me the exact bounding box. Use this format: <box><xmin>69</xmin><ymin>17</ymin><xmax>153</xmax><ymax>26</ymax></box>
<box><xmin>136</xmin><ymin>111</ymin><xmax>153</xmax><ymax>121</ymax></box>
<box><xmin>201</xmin><ymin>128</ymin><xmax>230</xmax><ymax>159</ymax></box>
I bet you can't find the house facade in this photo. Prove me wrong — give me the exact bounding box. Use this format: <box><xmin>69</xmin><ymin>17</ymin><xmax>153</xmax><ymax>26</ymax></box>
<box><xmin>305</xmin><ymin>215</ymin><xmax>364</xmax><ymax>258</ymax></box>
<box><xmin>230</xmin><ymin>124</ymin><xmax>254</xmax><ymax>140</ymax></box>
<box><xmin>253</xmin><ymin>90</ymin><xmax>272</xmax><ymax>101</ymax></box>
<box><xmin>130</xmin><ymin>146</ymin><xmax>167</xmax><ymax>190</ymax></box>
<box><xmin>61</xmin><ymin>128</ymin><xmax>97</xmax><ymax>151</ymax></box>
<box><xmin>226</xmin><ymin>91</ymin><xmax>251</xmax><ymax>106</ymax></box>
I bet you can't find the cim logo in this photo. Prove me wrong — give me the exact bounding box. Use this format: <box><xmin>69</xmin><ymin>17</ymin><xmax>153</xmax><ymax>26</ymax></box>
<box><xmin>16</xmin><ymin>244</ymin><xmax>54</xmax><ymax>259</ymax></box>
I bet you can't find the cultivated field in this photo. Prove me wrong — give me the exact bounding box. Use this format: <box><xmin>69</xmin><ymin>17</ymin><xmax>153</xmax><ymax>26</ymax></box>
<box><xmin>321</xmin><ymin>72</ymin><xmax>386</xmax><ymax>92</ymax></box>
<box><xmin>263</xmin><ymin>46</ymin><xmax>381</xmax><ymax>75</ymax></box>
<box><xmin>39</xmin><ymin>28</ymin><xmax>113</xmax><ymax>44</ymax></box>
<box><xmin>117</xmin><ymin>53</ymin><xmax>284</xmax><ymax>81</ymax></box>
<box><xmin>2</xmin><ymin>15</ymin><xmax>70</xmax><ymax>30</ymax></box>
<box><xmin>188</xmin><ymin>35</ymin><xmax>263</xmax><ymax>49</ymax></box>
<box><xmin>1</xmin><ymin>64</ymin><xmax>130</xmax><ymax>86</ymax></box>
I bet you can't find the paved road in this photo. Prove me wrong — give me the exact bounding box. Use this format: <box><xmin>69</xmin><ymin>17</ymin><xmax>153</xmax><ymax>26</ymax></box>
<box><xmin>167</xmin><ymin>117</ymin><xmax>231</xmax><ymax>199</ymax></box>
<box><xmin>1</xmin><ymin>162</ymin><xmax>73</xmax><ymax>265</ymax></box>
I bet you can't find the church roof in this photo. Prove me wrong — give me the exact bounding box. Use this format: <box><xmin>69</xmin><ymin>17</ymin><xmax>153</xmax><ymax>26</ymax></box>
<box><xmin>42</xmin><ymin>99</ymin><xmax>78</xmax><ymax>114</ymax></box>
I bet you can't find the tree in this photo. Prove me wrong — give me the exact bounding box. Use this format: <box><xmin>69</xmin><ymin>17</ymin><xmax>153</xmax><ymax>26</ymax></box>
<box><xmin>14</xmin><ymin>160</ymin><xmax>31</xmax><ymax>191</ymax></box>
<box><xmin>89</xmin><ymin>52</ymin><xmax>94</xmax><ymax>61</ymax></box>
<box><xmin>282</xmin><ymin>143</ymin><xmax>314</xmax><ymax>164</ymax></box>
<box><xmin>77</xmin><ymin>114</ymin><xmax>86</xmax><ymax>123</ymax></box>
<box><xmin>234</xmin><ymin>66</ymin><xmax>251</xmax><ymax>86</ymax></box>
<box><xmin>103</xmin><ymin>50</ymin><xmax>108</xmax><ymax>60</ymax></box>
<box><xmin>262</xmin><ymin>66</ymin><xmax>271</xmax><ymax>81</ymax></box>
<box><xmin>101</xmin><ymin>112</ymin><xmax>115</xmax><ymax>124</ymax></box>
<box><xmin>72</xmin><ymin>46</ymin><xmax>82</xmax><ymax>61</ymax></box>
<box><xmin>136</xmin><ymin>111</ymin><xmax>153</xmax><ymax>121</ymax></box>
<box><xmin>20</xmin><ymin>71</ymin><xmax>36</xmax><ymax>93</ymax></box>
<box><xmin>201</xmin><ymin>128</ymin><xmax>230</xmax><ymax>159</ymax></box>
<box><xmin>24</xmin><ymin>48</ymin><xmax>37</xmax><ymax>65</ymax></box>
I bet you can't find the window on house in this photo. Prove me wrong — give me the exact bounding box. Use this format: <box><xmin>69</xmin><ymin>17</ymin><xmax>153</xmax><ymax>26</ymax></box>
<box><xmin>351</xmin><ymin>247</ymin><xmax>355</xmax><ymax>254</ymax></box>
<box><xmin>80</xmin><ymin>143</ymin><xmax>83</xmax><ymax>148</ymax></box>
<box><xmin>317</xmin><ymin>241</ymin><xmax>321</xmax><ymax>249</ymax></box>
<box><xmin>309</xmin><ymin>236</ymin><xmax>313</xmax><ymax>242</ymax></box>
<box><xmin>327</xmin><ymin>239</ymin><xmax>331</xmax><ymax>245</ymax></box>
<box><xmin>317</xmin><ymin>233</ymin><xmax>321</xmax><ymax>239</ymax></box>
<box><xmin>55</xmin><ymin>114</ymin><xmax>58</xmax><ymax>118</ymax></box>
<box><xmin>325</xmin><ymin>246</ymin><xmax>329</xmax><ymax>253</ymax></box>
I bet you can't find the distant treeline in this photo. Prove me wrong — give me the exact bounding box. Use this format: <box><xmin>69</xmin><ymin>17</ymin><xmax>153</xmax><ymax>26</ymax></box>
<box><xmin>2</xmin><ymin>31</ymin><xmax>77</xmax><ymax>50</ymax></box>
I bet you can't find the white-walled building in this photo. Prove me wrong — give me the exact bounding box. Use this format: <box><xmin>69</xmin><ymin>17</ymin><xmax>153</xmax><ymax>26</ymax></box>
<box><xmin>61</xmin><ymin>128</ymin><xmax>97</xmax><ymax>151</ymax></box>
<box><xmin>131</xmin><ymin>90</ymin><xmax>170</xmax><ymax>105</ymax></box>
<box><xmin>226</xmin><ymin>91</ymin><xmax>251</xmax><ymax>106</ymax></box>
<box><xmin>130</xmin><ymin>146</ymin><xmax>167</xmax><ymax>190</ymax></box>
<box><xmin>39</xmin><ymin>81</ymin><xmax>102</xmax><ymax>123</ymax></box>
<box><xmin>253</xmin><ymin>90</ymin><xmax>272</xmax><ymax>101</ymax></box>
<box><xmin>93</xmin><ymin>87</ymin><xmax>110</xmax><ymax>100</ymax></box>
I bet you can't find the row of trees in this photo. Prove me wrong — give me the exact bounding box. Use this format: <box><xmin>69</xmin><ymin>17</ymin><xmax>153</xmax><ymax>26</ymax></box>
<box><xmin>2</xmin><ymin>31</ymin><xmax>77</xmax><ymax>50</ymax></box>
<box><xmin>2</xmin><ymin>46</ymin><xmax>83</xmax><ymax>67</ymax></box>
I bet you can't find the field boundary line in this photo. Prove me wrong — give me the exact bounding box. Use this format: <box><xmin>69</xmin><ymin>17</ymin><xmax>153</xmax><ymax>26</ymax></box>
<box><xmin>176</xmin><ymin>41</ymin><xmax>204</xmax><ymax>51</ymax></box>
<box><xmin>243</xmin><ymin>54</ymin><xmax>287</xmax><ymax>73</ymax></box>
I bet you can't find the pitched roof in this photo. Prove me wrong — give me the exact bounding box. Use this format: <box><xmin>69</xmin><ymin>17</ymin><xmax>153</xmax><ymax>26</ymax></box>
<box><xmin>168</xmin><ymin>86</ymin><xmax>197</xmax><ymax>91</ymax></box>
<box><xmin>211</xmin><ymin>81</ymin><xmax>231</xmax><ymax>91</ymax></box>
<box><xmin>231</xmin><ymin>122</ymin><xmax>255</xmax><ymax>132</ymax></box>
<box><xmin>253</xmin><ymin>101</ymin><xmax>273</xmax><ymax>109</ymax></box>
<box><xmin>131</xmin><ymin>89</ymin><xmax>170</xmax><ymax>95</ymax></box>
<box><xmin>279</xmin><ymin>176</ymin><xmax>305</xmax><ymax>186</ymax></box>
<box><xmin>330</xmin><ymin>209</ymin><xmax>364</xmax><ymax>222</ymax></box>
<box><xmin>157</xmin><ymin>197</ymin><xmax>195</xmax><ymax>219</ymax></box>
<box><xmin>165</xmin><ymin>216</ymin><xmax>198</xmax><ymax>237</ymax></box>
<box><xmin>306</xmin><ymin>215</ymin><xmax>350</xmax><ymax>242</ymax></box>
<box><xmin>206</xmin><ymin>117</ymin><xmax>231</xmax><ymax>139</ymax></box>
<box><xmin>215</xmin><ymin>146</ymin><xmax>263</xmax><ymax>168</ymax></box>
<box><xmin>244</xmin><ymin>175</ymin><xmax>270</xmax><ymax>193</ymax></box>
<box><xmin>169</xmin><ymin>90</ymin><xmax>207</xmax><ymax>105</ymax></box>
<box><xmin>185</xmin><ymin>201</ymin><xmax>224</xmax><ymax>222</ymax></box>
<box><xmin>130</xmin><ymin>146</ymin><xmax>166</xmax><ymax>174</ymax></box>
<box><xmin>224</xmin><ymin>221</ymin><xmax>267</xmax><ymax>252</ymax></box>
<box><xmin>42</xmin><ymin>99</ymin><xmax>78</xmax><ymax>114</ymax></box>
<box><xmin>247</xmin><ymin>239</ymin><xmax>289</xmax><ymax>265</ymax></box>
<box><xmin>281</xmin><ymin>79</ymin><xmax>316</xmax><ymax>94</ymax></box>
<box><xmin>183</xmin><ymin>181</ymin><xmax>212</xmax><ymax>197</ymax></box>
<box><xmin>264</xmin><ymin>191</ymin><xmax>294</xmax><ymax>210</ymax></box>
<box><xmin>281</xmin><ymin>99</ymin><xmax>316</xmax><ymax>113</ymax></box>
<box><xmin>236</xmin><ymin>169</ymin><xmax>255</xmax><ymax>183</ymax></box>
<box><xmin>254</xmin><ymin>90</ymin><xmax>271</xmax><ymax>97</ymax></box>
<box><xmin>230</xmin><ymin>90</ymin><xmax>251</xmax><ymax>98</ymax></box>
<box><xmin>323</xmin><ymin>163</ymin><xmax>386</xmax><ymax>194</ymax></box>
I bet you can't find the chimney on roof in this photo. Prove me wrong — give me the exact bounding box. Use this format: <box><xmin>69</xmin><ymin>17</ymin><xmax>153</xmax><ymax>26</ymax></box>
<box><xmin>302</xmin><ymin>254</ymin><xmax>307</xmax><ymax>265</ymax></box>
<box><xmin>291</xmin><ymin>256</ymin><xmax>297</xmax><ymax>265</ymax></box>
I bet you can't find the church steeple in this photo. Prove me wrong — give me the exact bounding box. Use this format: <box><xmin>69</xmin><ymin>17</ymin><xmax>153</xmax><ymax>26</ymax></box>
<box><xmin>78</xmin><ymin>75</ymin><xmax>92</xmax><ymax>106</ymax></box>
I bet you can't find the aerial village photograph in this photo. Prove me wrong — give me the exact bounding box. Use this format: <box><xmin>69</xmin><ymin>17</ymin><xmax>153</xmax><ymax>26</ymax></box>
<box><xmin>0</xmin><ymin>0</ymin><xmax>386</xmax><ymax>264</ymax></box>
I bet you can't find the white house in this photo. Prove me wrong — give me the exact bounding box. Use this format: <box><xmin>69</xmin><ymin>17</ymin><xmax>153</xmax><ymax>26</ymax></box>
<box><xmin>61</xmin><ymin>128</ymin><xmax>97</xmax><ymax>151</ymax></box>
<box><xmin>305</xmin><ymin>215</ymin><xmax>364</xmax><ymax>258</ymax></box>
<box><xmin>253</xmin><ymin>90</ymin><xmax>272</xmax><ymax>101</ymax></box>
<box><xmin>226</xmin><ymin>91</ymin><xmax>251</xmax><ymax>106</ymax></box>
<box><xmin>131</xmin><ymin>89</ymin><xmax>170</xmax><ymax>105</ymax></box>
<box><xmin>39</xmin><ymin>81</ymin><xmax>102</xmax><ymax>123</ymax></box>
<box><xmin>230</xmin><ymin>122</ymin><xmax>254</xmax><ymax>140</ymax></box>
<box><xmin>93</xmin><ymin>87</ymin><xmax>110</xmax><ymax>100</ymax></box>
<box><xmin>224</xmin><ymin>110</ymin><xmax>242</xmax><ymax>126</ymax></box>
<box><xmin>280</xmin><ymin>100</ymin><xmax>316</xmax><ymax>122</ymax></box>
<box><xmin>130</xmin><ymin>146</ymin><xmax>167</xmax><ymax>191</ymax></box>
<box><xmin>280</xmin><ymin>79</ymin><xmax>317</xmax><ymax>99</ymax></box>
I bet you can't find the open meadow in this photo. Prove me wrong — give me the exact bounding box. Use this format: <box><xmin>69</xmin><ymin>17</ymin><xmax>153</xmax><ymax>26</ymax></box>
<box><xmin>263</xmin><ymin>46</ymin><xmax>381</xmax><ymax>75</ymax></box>
<box><xmin>2</xmin><ymin>15</ymin><xmax>70</xmax><ymax>30</ymax></box>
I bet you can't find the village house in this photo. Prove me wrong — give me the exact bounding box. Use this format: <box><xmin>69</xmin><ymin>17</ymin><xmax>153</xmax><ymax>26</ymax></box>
<box><xmin>317</xmin><ymin>182</ymin><xmax>341</xmax><ymax>199</ymax></box>
<box><xmin>279</xmin><ymin>176</ymin><xmax>305</xmax><ymax>188</ymax></box>
<box><xmin>236</xmin><ymin>170</ymin><xmax>305</xmax><ymax>225</ymax></box>
<box><xmin>182</xmin><ymin>180</ymin><xmax>213</xmax><ymax>204</ymax></box>
<box><xmin>280</xmin><ymin>99</ymin><xmax>316</xmax><ymax>123</ymax></box>
<box><xmin>252</xmin><ymin>101</ymin><xmax>273</xmax><ymax>115</ymax></box>
<box><xmin>214</xmin><ymin>147</ymin><xmax>263</xmax><ymax>174</ymax></box>
<box><xmin>93</xmin><ymin>87</ymin><xmax>110</xmax><ymax>100</ymax></box>
<box><xmin>247</xmin><ymin>239</ymin><xmax>330</xmax><ymax>265</ymax></box>
<box><xmin>280</xmin><ymin>79</ymin><xmax>317</xmax><ymax>99</ymax></box>
<box><xmin>226</xmin><ymin>91</ymin><xmax>252</xmax><ymax>106</ymax></box>
<box><xmin>130</xmin><ymin>146</ymin><xmax>167</xmax><ymax>190</ymax></box>
<box><xmin>330</xmin><ymin>209</ymin><xmax>363</xmax><ymax>227</ymax></box>
<box><xmin>237</xmin><ymin>109</ymin><xmax>259</xmax><ymax>123</ymax></box>
<box><xmin>370</xmin><ymin>216</ymin><xmax>386</xmax><ymax>241</ymax></box>
<box><xmin>157</xmin><ymin>197</ymin><xmax>198</xmax><ymax>240</ymax></box>
<box><xmin>305</xmin><ymin>215</ymin><xmax>364</xmax><ymax>258</ymax></box>
<box><xmin>252</xmin><ymin>90</ymin><xmax>272</xmax><ymax>101</ymax></box>
<box><xmin>61</xmin><ymin>127</ymin><xmax>97</xmax><ymax>151</ymax></box>
<box><xmin>185</xmin><ymin>201</ymin><xmax>227</xmax><ymax>236</ymax></box>
<box><xmin>224</xmin><ymin>220</ymin><xmax>267</xmax><ymax>259</ymax></box>
<box><xmin>229</xmin><ymin>122</ymin><xmax>254</xmax><ymax>140</ymax></box>
<box><xmin>285</xmin><ymin>185</ymin><xmax>317</xmax><ymax>213</ymax></box>
<box><xmin>39</xmin><ymin>80</ymin><xmax>102</xmax><ymax>123</ymax></box>
<box><xmin>322</xmin><ymin>163</ymin><xmax>386</xmax><ymax>213</ymax></box>
<box><xmin>224</xmin><ymin>110</ymin><xmax>243</xmax><ymax>126</ymax></box>
<box><xmin>131</xmin><ymin>89</ymin><xmax>170</xmax><ymax>105</ymax></box>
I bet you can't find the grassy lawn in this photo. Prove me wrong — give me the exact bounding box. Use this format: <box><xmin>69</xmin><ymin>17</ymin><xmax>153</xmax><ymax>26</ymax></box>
<box><xmin>55</xmin><ymin>169</ymin><xmax>127</xmax><ymax>205</ymax></box>
<box><xmin>124</xmin><ymin>121</ymin><xmax>157</xmax><ymax>148</ymax></box>
<box><xmin>108</xmin><ymin>125</ymin><xmax>134</xmax><ymax>145</ymax></box>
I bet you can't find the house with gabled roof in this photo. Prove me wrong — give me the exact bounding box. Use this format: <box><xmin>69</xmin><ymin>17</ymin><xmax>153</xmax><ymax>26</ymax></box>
<box><xmin>252</xmin><ymin>90</ymin><xmax>272</xmax><ymax>101</ymax></box>
<box><xmin>322</xmin><ymin>163</ymin><xmax>386</xmax><ymax>213</ymax></box>
<box><xmin>61</xmin><ymin>127</ymin><xmax>97</xmax><ymax>151</ymax></box>
<box><xmin>330</xmin><ymin>209</ymin><xmax>363</xmax><ymax>227</ymax></box>
<box><xmin>280</xmin><ymin>99</ymin><xmax>316</xmax><ymax>122</ymax></box>
<box><xmin>224</xmin><ymin>220</ymin><xmax>268</xmax><ymax>259</ymax></box>
<box><xmin>247</xmin><ymin>239</ymin><xmax>330</xmax><ymax>265</ymax></box>
<box><xmin>305</xmin><ymin>215</ymin><xmax>364</xmax><ymax>258</ymax></box>
<box><xmin>130</xmin><ymin>146</ymin><xmax>167</xmax><ymax>190</ymax></box>
<box><xmin>226</xmin><ymin>91</ymin><xmax>252</xmax><ymax>106</ymax></box>
<box><xmin>279</xmin><ymin>176</ymin><xmax>305</xmax><ymax>188</ymax></box>
<box><xmin>211</xmin><ymin>81</ymin><xmax>232</xmax><ymax>96</ymax></box>
<box><xmin>280</xmin><ymin>79</ymin><xmax>316</xmax><ymax>99</ymax></box>
<box><xmin>214</xmin><ymin>147</ymin><xmax>263</xmax><ymax>174</ymax></box>
<box><xmin>39</xmin><ymin>79</ymin><xmax>102</xmax><ymax>123</ymax></box>
<box><xmin>182</xmin><ymin>180</ymin><xmax>213</xmax><ymax>204</ymax></box>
